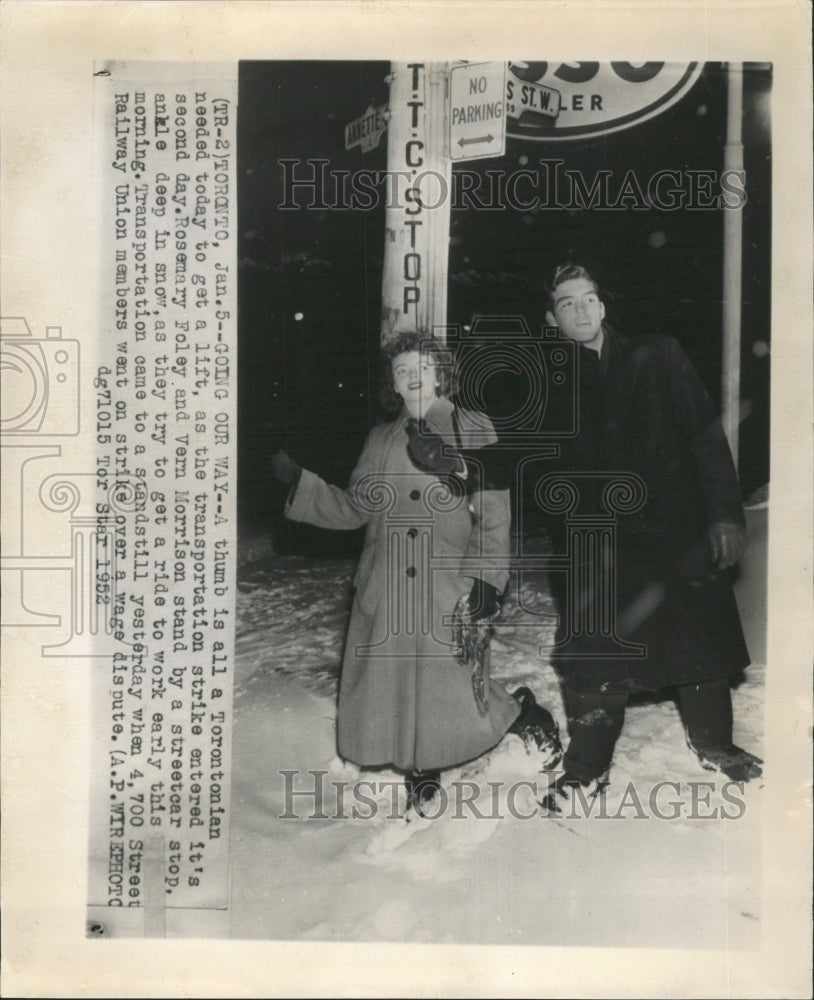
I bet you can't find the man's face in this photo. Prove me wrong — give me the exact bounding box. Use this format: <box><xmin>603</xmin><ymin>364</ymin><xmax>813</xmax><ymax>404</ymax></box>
<box><xmin>392</xmin><ymin>350</ymin><xmax>440</xmax><ymax>408</ymax></box>
<box><xmin>545</xmin><ymin>277</ymin><xmax>606</xmax><ymax>351</ymax></box>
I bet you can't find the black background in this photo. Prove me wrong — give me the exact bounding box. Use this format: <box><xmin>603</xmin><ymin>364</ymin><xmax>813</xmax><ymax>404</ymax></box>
<box><xmin>237</xmin><ymin>62</ymin><xmax>771</xmax><ymax>551</ymax></box>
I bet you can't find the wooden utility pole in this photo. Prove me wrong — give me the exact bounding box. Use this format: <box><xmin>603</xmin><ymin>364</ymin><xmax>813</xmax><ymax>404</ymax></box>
<box><xmin>380</xmin><ymin>62</ymin><xmax>451</xmax><ymax>342</ymax></box>
<box><xmin>722</xmin><ymin>61</ymin><xmax>744</xmax><ymax>468</ymax></box>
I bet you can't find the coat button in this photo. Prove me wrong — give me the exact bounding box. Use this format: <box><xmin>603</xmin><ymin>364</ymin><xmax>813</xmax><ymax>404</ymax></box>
<box><xmin>406</xmin><ymin>528</ymin><xmax>417</xmax><ymax>539</ymax></box>
<box><xmin>409</xmin><ymin>489</ymin><xmax>421</xmax><ymax>500</ymax></box>
<box><xmin>406</xmin><ymin>566</ymin><xmax>417</xmax><ymax>578</ymax></box>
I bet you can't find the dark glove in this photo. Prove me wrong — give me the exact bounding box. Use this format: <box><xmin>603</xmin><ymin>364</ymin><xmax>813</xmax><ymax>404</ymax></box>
<box><xmin>466</xmin><ymin>578</ymin><xmax>499</xmax><ymax>620</ymax></box>
<box><xmin>406</xmin><ymin>422</ymin><xmax>515</xmax><ymax>492</ymax></box>
<box><xmin>405</xmin><ymin>419</ymin><xmax>466</xmax><ymax>475</ymax></box>
<box><xmin>271</xmin><ymin>450</ymin><xmax>302</xmax><ymax>488</ymax></box>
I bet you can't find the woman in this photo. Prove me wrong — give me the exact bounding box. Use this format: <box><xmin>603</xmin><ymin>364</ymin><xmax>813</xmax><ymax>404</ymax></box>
<box><xmin>272</xmin><ymin>331</ymin><xmax>558</xmax><ymax>816</ymax></box>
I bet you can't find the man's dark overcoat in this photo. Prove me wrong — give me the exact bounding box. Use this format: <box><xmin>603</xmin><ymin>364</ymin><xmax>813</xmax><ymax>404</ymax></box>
<box><xmin>542</xmin><ymin>325</ymin><xmax>750</xmax><ymax>694</ymax></box>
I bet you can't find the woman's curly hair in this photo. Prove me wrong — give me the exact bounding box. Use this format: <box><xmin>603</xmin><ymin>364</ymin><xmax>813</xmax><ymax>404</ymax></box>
<box><xmin>378</xmin><ymin>330</ymin><xmax>455</xmax><ymax>417</ymax></box>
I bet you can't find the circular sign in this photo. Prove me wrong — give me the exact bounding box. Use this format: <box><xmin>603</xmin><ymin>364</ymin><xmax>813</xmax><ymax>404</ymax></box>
<box><xmin>506</xmin><ymin>61</ymin><xmax>703</xmax><ymax>141</ymax></box>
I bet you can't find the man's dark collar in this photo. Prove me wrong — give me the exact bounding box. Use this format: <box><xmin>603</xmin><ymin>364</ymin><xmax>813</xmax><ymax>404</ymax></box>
<box><xmin>599</xmin><ymin>325</ymin><xmax>612</xmax><ymax>376</ymax></box>
<box><xmin>578</xmin><ymin>327</ymin><xmax>612</xmax><ymax>377</ymax></box>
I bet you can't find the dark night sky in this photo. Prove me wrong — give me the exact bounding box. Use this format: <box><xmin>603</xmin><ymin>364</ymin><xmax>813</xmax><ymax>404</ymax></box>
<box><xmin>237</xmin><ymin>61</ymin><xmax>771</xmax><ymax>541</ymax></box>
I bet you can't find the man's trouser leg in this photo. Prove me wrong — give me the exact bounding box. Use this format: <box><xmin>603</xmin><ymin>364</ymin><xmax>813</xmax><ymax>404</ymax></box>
<box><xmin>675</xmin><ymin>677</ymin><xmax>733</xmax><ymax>750</ymax></box>
<box><xmin>562</xmin><ymin>688</ymin><xmax>628</xmax><ymax>782</ymax></box>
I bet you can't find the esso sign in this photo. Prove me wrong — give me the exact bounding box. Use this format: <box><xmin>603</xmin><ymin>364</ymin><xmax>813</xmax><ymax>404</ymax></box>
<box><xmin>506</xmin><ymin>62</ymin><xmax>703</xmax><ymax>141</ymax></box>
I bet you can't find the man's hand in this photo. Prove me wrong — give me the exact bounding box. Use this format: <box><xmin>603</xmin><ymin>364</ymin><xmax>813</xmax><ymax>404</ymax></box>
<box><xmin>707</xmin><ymin>522</ymin><xmax>746</xmax><ymax>569</ymax></box>
<box><xmin>271</xmin><ymin>450</ymin><xmax>302</xmax><ymax>487</ymax></box>
<box><xmin>405</xmin><ymin>419</ymin><xmax>465</xmax><ymax>476</ymax></box>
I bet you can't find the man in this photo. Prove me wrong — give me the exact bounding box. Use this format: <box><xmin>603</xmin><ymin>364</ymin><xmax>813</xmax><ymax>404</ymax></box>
<box><xmin>537</xmin><ymin>263</ymin><xmax>762</xmax><ymax>795</ymax></box>
<box><xmin>408</xmin><ymin>263</ymin><xmax>762</xmax><ymax>795</ymax></box>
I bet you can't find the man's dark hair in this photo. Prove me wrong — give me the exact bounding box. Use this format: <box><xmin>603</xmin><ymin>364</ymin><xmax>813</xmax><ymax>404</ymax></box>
<box><xmin>546</xmin><ymin>264</ymin><xmax>601</xmax><ymax>311</ymax></box>
<box><xmin>379</xmin><ymin>330</ymin><xmax>455</xmax><ymax>417</ymax></box>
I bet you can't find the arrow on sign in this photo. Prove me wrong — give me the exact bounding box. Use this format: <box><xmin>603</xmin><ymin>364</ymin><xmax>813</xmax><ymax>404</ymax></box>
<box><xmin>458</xmin><ymin>134</ymin><xmax>494</xmax><ymax>147</ymax></box>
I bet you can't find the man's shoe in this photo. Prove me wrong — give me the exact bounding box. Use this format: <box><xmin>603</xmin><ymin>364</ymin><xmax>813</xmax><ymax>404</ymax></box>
<box><xmin>538</xmin><ymin>770</ymin><xmax>609</xmax><ymax>815</ymax></box>
<box><xmin>509</xmin><ymin>687</ymin><xmax>563</xmax><ymax>767</ymax></box>
<box><xmin>692</xmin><ymin>743</ymin><xmax>763</xmax><ymax>782</ymax></box>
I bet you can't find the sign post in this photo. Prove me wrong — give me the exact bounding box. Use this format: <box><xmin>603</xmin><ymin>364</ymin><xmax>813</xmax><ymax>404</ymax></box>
<box><xmin>380</xmin><ymin>62</ymin><xmax>451</xmax><ymax>342</ymax></box>
<box><xmin>721</xmin><ymin>61</ymin><xmax>744</xmax><ymax>468</ymax></box>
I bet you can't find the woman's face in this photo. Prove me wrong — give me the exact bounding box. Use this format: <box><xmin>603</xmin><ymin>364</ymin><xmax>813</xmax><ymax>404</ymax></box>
<box><xmin>391</xmin><ymin>350</ymin><xmax>441</xmax><ymax>410</ymax></box>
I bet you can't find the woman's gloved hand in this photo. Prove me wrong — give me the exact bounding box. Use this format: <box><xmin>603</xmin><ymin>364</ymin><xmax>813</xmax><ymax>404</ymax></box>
<box><xmin>271</xmin><ymin>450</ymin><xmax>302</xmax><ymax>488</ymax></box>
<box><xmin>405</xmin><ymin>418</ymin><xmax>465</xmax><ymax>475</ymax></box>
<box><xmin>466</xmin><ymin>577</ymin><xmax>499</xmax><ymax>620</ymax></box>
<box><xmin>405</xmin><ymin>420</ymin><xmax>514</xmax><ymax>491</ymax></box>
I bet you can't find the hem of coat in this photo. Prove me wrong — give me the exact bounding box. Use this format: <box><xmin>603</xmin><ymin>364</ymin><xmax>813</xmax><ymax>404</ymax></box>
<box><xmin>339</xmin><ymin>736</ymin><xmax>508</xmax><ymax>775</ymax></box>
<box><xmin>556</xmin><ymin>657</ymin><xmax>751</xmax><ymax>695</ymax></box>
<box><xmin>338</xmin><ymin>693</ymin><xmax>522</xmax><ymax>774</ymax></box>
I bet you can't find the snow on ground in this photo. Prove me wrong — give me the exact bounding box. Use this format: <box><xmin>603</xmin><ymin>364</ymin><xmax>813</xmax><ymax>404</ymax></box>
<box><xmin>229</xmin><ymin>525</ymin><xmax>766</xmax><ymax>949</ymax></box>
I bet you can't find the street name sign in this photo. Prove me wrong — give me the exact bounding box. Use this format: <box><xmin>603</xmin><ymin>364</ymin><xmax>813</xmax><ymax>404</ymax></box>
<box><xmin>506</xmin><ymin>77</ymin><xmax>561</xmax><ymax>119</ymax></box>
<box><xmin>345</xmin><ymin>104</ymin><xmax>387</xmax><ymax>152</ymax></box>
